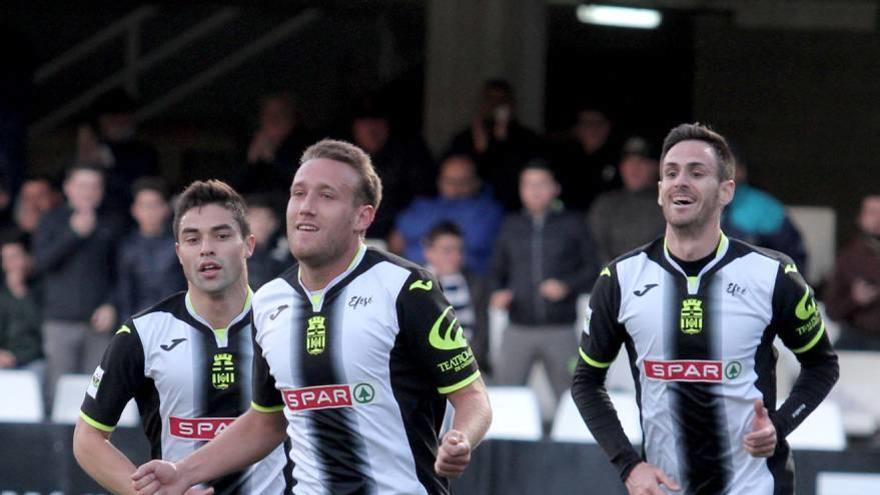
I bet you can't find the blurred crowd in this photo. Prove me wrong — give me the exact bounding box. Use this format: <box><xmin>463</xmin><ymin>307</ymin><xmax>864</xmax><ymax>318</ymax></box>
<box><xmin>0</xmin><ymin>80</ymin><xmax>876</xmax><ymax>414</ymax></box>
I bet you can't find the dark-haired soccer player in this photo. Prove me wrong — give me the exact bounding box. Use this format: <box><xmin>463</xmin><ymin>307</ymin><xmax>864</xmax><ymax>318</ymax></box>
<box><xmin>573</xmin><ymin>124</ymin><xmax>838</xmax><ymax>495</ymax></box>
<box><xmin>74</xmin><ymin>180</ymin><xmax>290</xmax><ymax>494</ymax></box>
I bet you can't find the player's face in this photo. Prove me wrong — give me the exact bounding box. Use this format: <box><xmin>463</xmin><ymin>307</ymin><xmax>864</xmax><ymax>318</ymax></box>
<box><xmin>287</xmin><ymin>158</ymin><xmax>374</xmax><ymax>269</ymax></box>
<box><xmin>659</xmin><ymin>140</ymin><xmax>734</xmax><ymax>233</ymax></box>
<box><xmin>176</xmin><ymin>204</ymin><xmax>255</xmax><ymax>297</ymax></box>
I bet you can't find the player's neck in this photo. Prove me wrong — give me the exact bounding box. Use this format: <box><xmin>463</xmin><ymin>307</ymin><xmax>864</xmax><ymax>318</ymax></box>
<box><xmin>188</xmin><ymin>278</ymin><xmax>250</xmax><ymax>329</ymax></box>
<box><xmin>665</xmin><ymin>222</ymin><xmax>723</xmax><ymax>261</ymax></box>
<box><xmin>299</xmin><ymin>240</ymin><xmax>362</xmax><ymax>292</ymax></box>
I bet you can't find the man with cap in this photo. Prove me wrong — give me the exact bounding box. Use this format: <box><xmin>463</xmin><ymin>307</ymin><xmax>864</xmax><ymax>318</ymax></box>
<box><xmin>587</xmin><ymin>136</ymin><xmax>666</xmax><ymax>264</ymax></box>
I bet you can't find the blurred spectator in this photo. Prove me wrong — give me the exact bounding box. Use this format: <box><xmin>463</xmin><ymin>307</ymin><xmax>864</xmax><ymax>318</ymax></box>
<box><xmin>390</xmin><ymin>154</ymin><xmax>503</xmax><ymax>275</ymax></box>
<box><xmin>550</xmin><ymin>104</ymin><xmax>622</xmax><ymax>212</ymax></box>
<box><xmin>0</xmin><ymin>232</ymin><xmax>43</xmax><ymax>374</ymax></box>
<box><xmin>76</xmin><ymin>89</ymin><xmax>160</xmax><ymax>215</ymax></box>
<box><xmin>348</xmin><ymin>95</ymin><xmax>436</xmax><ymax>241</ymax></box>
<box><xmin>721</xmin><ymin>156</ymin><xmax>808</xmax><ymax>272</ymax></box>
<box><xmin>0</xmin><ymin>175</ymin><xmax>14</xmax><ymax>233</ymax></box>
<box><xmin>241</xmin><ymin>92</ymin><xmax>315</xmax><ymax>194</ymax></box>
<box><xmin>115</xmin><ymin>177</ymin><xmax>185</xmax><ymax>320</ymax></box>
<box><xmin>33</xmin><ymin>164</ymin><xmax>121</xmax><ymax>404</ymax></box>
<box><xmin>446</xmin><ymin>79</ymin><xmax>543</xmax><ymax>211</ymax></box>
<box><xmin>588</xmin><ymin>136</ymin><xmax>665</xmax><ymax>264</ymax></box>
<box><xmin>489</xmin><ymin>162</ymin><xmax>599</xmax><ymax>400</ymax></box>
<box><xmin>245</xmin><ymin>193</ymin><xmax>291</xmax><ymax>289</ymax></box>
<box><xmin>14</xmin><ymin>175</ymin><xmax>62</xmax><ymax>243</ymax></box>
<box><xmin>824</xmin><ymin>195</ymin><xmax>880</xmax><ymax>350</ymax></box>
<box><xmin>422</xmin><ymin>221</ymin><xmax>490</xmax><ymax>372</ymax></box>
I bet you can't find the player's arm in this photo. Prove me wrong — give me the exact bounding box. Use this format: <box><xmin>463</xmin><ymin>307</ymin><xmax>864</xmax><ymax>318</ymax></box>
<box><xmin>75</xmin><ymin>322</ymin><xmax>145</xmax><ymax>494</ymax></box>
<box><xmin>131</xmin><ymin>408</ymin><xmax>286</xmax><ymax>494</ymax></box>
<box><xmin>396</xmin><ymin>269</ymin><xmax>491</xmax><ymax>478</ymax></box>
<box><xmin>771</xmin><ymin>263</ymin><xmax>840</xmax><ymax>440</ymax></box>
<box><xmin>571</xmin><ymin>266</ymin><xmax>642</xmax><ymax>481</ymax></box>
<box><xmin>436</xmin><ymin>377</ymin><xmax>492</xmax><ymax>478</ymax></box>
<box><xmin>74</xmin><ymin>419</ymin><xmax>139</xmax><ymax>495</ymax></box>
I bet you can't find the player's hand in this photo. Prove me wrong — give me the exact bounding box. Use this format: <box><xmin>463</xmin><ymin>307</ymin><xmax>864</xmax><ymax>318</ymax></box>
<box><xmin>744</xmin><ymin>399</ymin><xmax>777</xmax><ymax>457</ymax></box>
<box><xmin>91</xmin><ymin>304</ymin><xmax>117</xmax><ymax>333</ymax></box>
<box><xmin>624</xmin><ymin>462</ymin><xmax>680</xmax><ymax>495</ymax></box>
<box><xmin>489</xmin><ymin>289</ymin><xmax>513</xmax><ymax>309</ymax></box>
<box><xmin>131</xmin><ymin>460</ymin><xmax>188</xmax><ymax>495</ymax></box>
<box><xmin>434</xmin><ymin>429</ymin><xmax>472</xmax><ymax>478</ymax></box>
<box><xmin>539</xmin><ymin>279</ymin><xmax>569</xmax><ymax>302</ymax></box>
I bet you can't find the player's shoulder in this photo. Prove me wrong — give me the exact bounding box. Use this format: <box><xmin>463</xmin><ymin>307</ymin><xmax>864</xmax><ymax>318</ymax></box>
<box><xmin>362</xmin><ymin>247</ymin><xmax>439</xmax><ymax>297</ymax></box>
<box><xmin>604</xmin><ymin>237</ymin><xmax>664</xmax><ymax>276</ymax></box>
<box><xmin>726</xmin><ymin>237</ymin><xmax>797</xmax><ymax>273</ymax></box>
<box><xmin>255</xmin><ymin>264</ymin><xmax>299</xmax><ymax>301</ymax></box>
<box><xmin>120</xmin><ymin>291</ymin><xmax>188</xmax><ymax>336</ymax></box>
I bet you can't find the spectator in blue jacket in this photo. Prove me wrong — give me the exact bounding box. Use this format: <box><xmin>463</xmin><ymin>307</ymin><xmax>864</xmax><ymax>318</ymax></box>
<box><xmin>389</xmin><ymin>154</ymin><xmax>504</xmax><ymax>275</ymax></box>
<box><xmin>115</xmin><ymin>177</ymin><xmax>184</xmax><ymax>320</ymax></box>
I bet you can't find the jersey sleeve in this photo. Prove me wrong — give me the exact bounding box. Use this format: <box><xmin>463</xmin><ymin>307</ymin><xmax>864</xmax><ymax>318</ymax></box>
<box><xmin>772</xmin><ymin>262</ymin><xmax>827</xmax><ymax>354</ymax></box>
<box><xmin>79</xmin><ymin>321</ymin><xmax>145</xmax><ymax>432</ymax></box>
<box><xmin>578</xmin><ymin>265</ymin><xmax>626</xmax><ymax>369</ymax></box>
<box><xmin>396</xmin><ymin>270</ymin><xmax>480</xmax><ymax>395</ymax></box>
<box><xmin>250</xmin><ymin>322</ymin><xmax>284</xmax><ymax>413</ymax></box>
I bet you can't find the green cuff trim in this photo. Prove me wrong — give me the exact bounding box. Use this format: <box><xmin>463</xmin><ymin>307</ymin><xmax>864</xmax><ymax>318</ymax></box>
<box><xmin>438</xmin><ymin>370</ymin><xmax>481</xmax><ymax>395</ymax></box>
<box><xmin>579</xmin><ymin>348</ymin><xmax>612</xmax><ymax>368</ymax></box>
<box><xmin>791</xmin><ymin>322</ymin><xmax>826</xmax><ymax>354</ymax></box>
<box><xmin>79</xmin><ymin>411</ymin><xmax>115</xmax><ymax>432</ymax></box>
<box><xmin>251</xmin><ymin>401</ymin><xmax>284</xmax><ymax>413</ymax></box>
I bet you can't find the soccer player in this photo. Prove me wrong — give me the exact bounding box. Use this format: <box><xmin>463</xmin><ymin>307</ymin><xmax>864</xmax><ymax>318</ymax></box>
<box><xmin>73</xmin><ymin>180</ymin><xmax>290</xmax><ymax>494</ymax></box>
<box><xmin>131</xmin><ymin>139</ymin><xmax>492</xmax><ymax>495</ymax></box>
<box><xmin>572</xmin><ymin>123</ymin><xmax>839</xmax><ymax>495</ymax></box>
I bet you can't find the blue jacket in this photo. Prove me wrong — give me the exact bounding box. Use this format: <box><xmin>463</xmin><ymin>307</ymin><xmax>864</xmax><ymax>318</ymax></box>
<box><xmin>395</xmin><ymin>189</ymin><xmax>504</xmax><ymax>275</ymax></box>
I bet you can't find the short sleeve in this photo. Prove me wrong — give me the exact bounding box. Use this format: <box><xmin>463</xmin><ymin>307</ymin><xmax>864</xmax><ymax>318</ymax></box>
<box><xmin>578</xmin><ymin>266</ymin><xmax>626</xmax><ymax>368</ymax></box>
<box><xmin>772</xmin><ymin>262</ymin><xmax>827</xmax><ymax>354</ymax></box>
<box><xmin>79</xmin><ymin>322</ymin><xmax>145</xmax><ymax>432</ymax></box>
<box><xmin>250</xmin><ymin>324</ymin><xmax>284</xmax><ymax>413</ymax></box>
<box><xmin>396</xmin><ymin>270</ymin><xmax>480</xmax><ymax>395</ymax></box>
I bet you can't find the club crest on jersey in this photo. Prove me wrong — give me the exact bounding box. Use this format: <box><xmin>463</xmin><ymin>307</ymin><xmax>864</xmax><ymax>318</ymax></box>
<box><xmin>306</xmin><ymin>315</ymin><xmax>327</xmax><ymax>355</ymax></box>
<box><xmin>211</xmin><ymin>353</ymin><xmax>235</xmax><ymax>390</ymax></box>
<box><xmin>680</xmin><ymin>298</ymin><xmax>703</xmax><ymax>335</ymax></box>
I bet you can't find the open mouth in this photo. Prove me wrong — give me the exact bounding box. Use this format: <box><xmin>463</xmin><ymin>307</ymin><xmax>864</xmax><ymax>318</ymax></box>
<box><xmin>672</xmin><ymin>196</ymin><xmax>695</xmax><ymax>206</ymax></box>
<box><xmin>199</xmin><ymin>261</ymin><xmax>221</xmax><ymax>274</ymax></box>
<box><xmin>296</xmin><ymin>223</ymin><xmax>318</xmax><ymax>232</ymax></box>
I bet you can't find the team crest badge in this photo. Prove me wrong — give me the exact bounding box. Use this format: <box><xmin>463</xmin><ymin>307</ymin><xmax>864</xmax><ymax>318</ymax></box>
<box><xmin>307</xmin><ymin>316</ymin><xmax>327</xmax><ymax>355</ymax></box>
<box><xmin>680</xmin><ymin>298</ymin><xmax>703</xmax><ymax>335</ymax></box>
<box><xmin>211</xmin><ymin>353</ymin><xmax>235</xmax><ymax>390</ymax></box>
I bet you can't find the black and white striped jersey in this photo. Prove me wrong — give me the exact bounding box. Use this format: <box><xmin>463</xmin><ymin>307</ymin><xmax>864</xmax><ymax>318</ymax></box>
<box><xmin>80</xmin><ymin>291</ymin><xmax>290</xmax><ymax>495</ymax></box>
<box><xmin>573</xmin><ymin>234</ymin><xmax>838</xmax><ymax>494</ymax></box>
<box><xmin>250</xmin><ymin>245</ymin><xmax>481</xmax><ymax>495</ymax></box>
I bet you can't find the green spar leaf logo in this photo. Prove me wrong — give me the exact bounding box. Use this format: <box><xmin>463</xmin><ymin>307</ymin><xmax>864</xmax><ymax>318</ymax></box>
<box><xmin>353</xmin><ymin>383</ymin><xmax>375</xmax><ymax>404</ymax></box>
<box><xmin>725</xmin><ymin>361</ymin><xmax>742</xmax><ymax>380</ymax></box>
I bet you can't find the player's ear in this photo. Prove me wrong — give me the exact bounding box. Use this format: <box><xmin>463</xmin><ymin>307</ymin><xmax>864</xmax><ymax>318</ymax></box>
<box><xmin>354</xmin><ymin>204</ymin><xmax>375</xmax><ymax>233</ymax></box>
<box><xmin>243</xmin><ymin>233</ymin><xmax>256</xmax><ymax>259</ymax></box>
<box><xmin>657</xmin><ymin>182</ymin><xmax>663</xmax><ymax>206</ymax></box>
<box><xmin>719</xmin><ymin>179</ymin><xmax>735</xmax><ymax>207</ymax></box>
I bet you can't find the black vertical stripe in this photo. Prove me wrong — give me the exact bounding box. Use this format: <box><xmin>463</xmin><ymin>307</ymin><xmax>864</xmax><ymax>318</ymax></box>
<box><xmin>297</xmin><ymin>294</ymin><xmax>375</xmax><ymax>494</ymax></box>
<box><xmin>668</xmin><ymin>275</ymin><xmax>732</xmax><ymax>493</ymax></box>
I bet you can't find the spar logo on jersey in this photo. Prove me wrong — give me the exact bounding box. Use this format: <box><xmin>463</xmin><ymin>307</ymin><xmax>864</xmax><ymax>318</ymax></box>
<box><xmin>644</xmin><ymin>359</ymin><xmax>723</xmax><ymax>382</ymax></box>
<box><xmin>680</xmin><ymin>298</ymin><xmax>704</xmax><ymax>335</ymax></box>
<box><xmin>281</xmin><ymin>383</ymin><xmax>377</xmax><ymax>412</ymax></box>
<box><xmin>170</xmin><ymin>416</ymin><xmax>236</xmax><ymax>440</ymax></box>
<box><xmin>306</xmin><ymin>315</ymin><xmax>327</xmax><ymax>355</ymax></box>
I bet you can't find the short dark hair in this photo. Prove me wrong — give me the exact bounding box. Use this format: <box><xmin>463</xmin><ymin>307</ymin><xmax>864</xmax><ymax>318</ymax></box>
<box><xmin>660</xmin><ymin>123</ymin><xmax>735</xmax><ymax>181</ymax></box>
<box><xmin>172</xmin><ymin>180</ymin><xmax>250</xmax><ymax>240</ymax></box>
<box><xmin>520</xmin><ymin>158</ymin><xmax>556</xmax><ymax>181</ymax></box>
<box><xmin>424</xmin><ymin>221</ymin><xmax>462</xmax><ymax>246</ymax></box>
<box><xmin>132</xmin><ymin>176</ymin><xmax>170</xmax><ymax>202</ymax></box>
<box><xmin>300</xmin><ymin>139</ymin><xmax>382</xmax><ymax>209</ymax></box>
